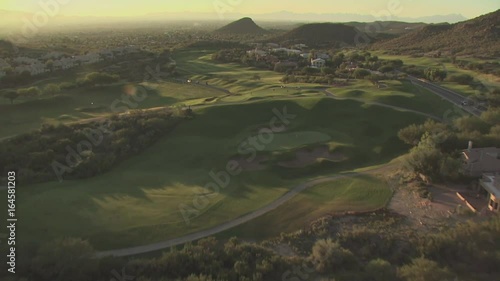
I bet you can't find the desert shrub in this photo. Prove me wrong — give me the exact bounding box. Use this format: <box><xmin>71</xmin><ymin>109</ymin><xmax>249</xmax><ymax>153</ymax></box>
<box><xmin>309</xmin><ymin>238</ymin><xmax>357</xmax><ymax>273</ymax></box>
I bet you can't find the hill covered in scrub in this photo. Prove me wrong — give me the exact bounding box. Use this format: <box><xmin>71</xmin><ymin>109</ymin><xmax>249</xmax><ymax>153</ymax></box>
<box><xmin>372</xmin><ymin>9</ymin><xmax>500</xmax><ymax>56</ymax></box>
<box><xmin>271</xmin><ymin>22</ymin><xmax>371</xmax><ymax>47</ymax></box>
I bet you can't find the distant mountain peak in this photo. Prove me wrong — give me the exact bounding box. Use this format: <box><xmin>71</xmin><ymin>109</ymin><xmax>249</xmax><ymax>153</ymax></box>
<box><xmin>215</xmin><ymin>17</ymin><xmax>267</xmax><ymax>35</ymax></box>
<box><xmin>271</xmin><ymin>22</ymin><xmax>369</xmax><ymax>47</ymax></box>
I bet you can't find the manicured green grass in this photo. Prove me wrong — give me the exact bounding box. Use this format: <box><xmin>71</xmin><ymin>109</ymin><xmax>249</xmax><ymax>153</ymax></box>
<box><xmin>1</xmin><ymin>48</ymin><xmax>439</xmax><ymax>252</ymax></box>
<box><xmin>0</xmin><ymin>82</ymin><xmax>224</xmax><ymax>138</ymax></box>
<box><xmin>220</xmin><ymin>175</ymin><xmax>392</xmax><ymax>240</ymax></box>
<box><xmin>329</xmin><ymin>79</ymin><xmax>455</xmax><ymax>117</ymax></box>
<box><xmin>173</xmin><ymin>49</ymin><xmax>288</xmax><ymax>95</ymax></box>
<box><xmin>7</xmin><ymin>97</ymin><xmax>424</xmax><ymax>251</ymax></box>
<box><xmin>257</xmin><ymin>131</ymin><xmax>332</xmax><ymax>152</ymax></box>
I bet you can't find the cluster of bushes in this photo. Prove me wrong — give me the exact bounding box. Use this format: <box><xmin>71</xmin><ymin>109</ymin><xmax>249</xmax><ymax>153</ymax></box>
<box><xmin>398</xmin><ymin>106</ymin><xmax>500</xmax><ymax>182</ymax></box>
<box><xmin>3</xmin><ymin>237</ymin><xmax>292</xmax><ymax>281</ymax></box>
<box><xmin>76</xmin><ymin>72</ymin><xmax>120</xmax><ymax>87</ymax></box>
<box><xmin>447</xmin><ymin>73</ymin><xmax>474</xmax><ymax>85</ymax></box>
<box><xmin>0</xmin><ymin>109</ymin><xmax>184</xmax><ymax>184</ymax></box>
<box><xmin>400</xmin><ymin>65</ymin><xmax>425</xmax><ymax>78</ymax></box>
<box><xmin>211</xmin><ymin>49</ymin><xmax>247</xmax><ymax>64</ymax></box>
<box><xmin>423</xmin><ymin>67</ymin><xmax>447</xmax><ymax>81</ymax></box>
<box><xmin>212</xmin><ymin>49</ymin><xmax>405</xmax><ymax>84</ymax></box>
<box><xmin>453</xmin><ymin>59</ymin><xmax>500</xmax><ymax>77</ymax></box>
<box><xmin>187</xmin><ymin>40</ymin><xmax>249</xmax><ymax>49</ymax></box>
<box><xmin>1</xmin><ymin>85</ymin><xmax>55</xmax><ymax>104</ymax></box>
<box><xmin>5</xmin><ymin>211</ymin><xmax>499</xmax><ymax>281</ymax></box>
<box><xmin>282</xmin><ymin>74</ymin><xmax>332</xmax><ymax>84</ymax></box>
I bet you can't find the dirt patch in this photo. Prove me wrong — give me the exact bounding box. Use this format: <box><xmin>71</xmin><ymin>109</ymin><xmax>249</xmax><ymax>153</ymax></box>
<box><xmin>387</xmin><ymin>172</ymin><xmax>478</xmax><ymax>230</ymax></box>
<box><xmin>279</xmin><ymin>145</ymin><xmax>347</xmax><ymax>168</ymax></box>
<box><xmin>232</xmin><ymin>155</ymin><xmax>270</xmax><ymax>171</ymax></box>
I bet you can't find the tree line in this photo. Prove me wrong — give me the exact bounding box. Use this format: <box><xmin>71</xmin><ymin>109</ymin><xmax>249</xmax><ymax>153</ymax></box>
<box><xmin>0</xmin><ymin>109</ymin><xmax>186</xmax><ymax>184</ymax></box>
<box><xmin>2</xmin><ymin>211</ymin><xmax>498</xmax><ymax>281</ymax></box>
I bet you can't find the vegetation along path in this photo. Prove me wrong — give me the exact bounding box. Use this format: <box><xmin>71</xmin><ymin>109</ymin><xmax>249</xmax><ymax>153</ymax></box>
<box><xmin>97</xmin><ymin>163</ymin><xmax>396</xmax><ymax>257</ymax></box>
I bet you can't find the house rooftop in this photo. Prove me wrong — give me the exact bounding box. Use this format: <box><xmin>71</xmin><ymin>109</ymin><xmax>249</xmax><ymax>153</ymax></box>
<box><xmin>462</xmin><ymin>147</ymin><xmax>500</xmax><ymax>176</ymax></box>
<box><xmin>481</xmin><ymin>174</ymin><xmax>500</xmax><ymax>198</ymax></box>
<box><xmin>463</xmin><ymin>147</ymin><xmax>500</xmax><ymax>159</ymax></box>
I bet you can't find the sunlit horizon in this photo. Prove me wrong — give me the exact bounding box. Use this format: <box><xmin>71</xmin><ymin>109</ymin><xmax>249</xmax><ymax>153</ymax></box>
<box><xmin>1</xmin><ymin>0</ymin><xmax>499</xmax><ymax>19</ymax></box>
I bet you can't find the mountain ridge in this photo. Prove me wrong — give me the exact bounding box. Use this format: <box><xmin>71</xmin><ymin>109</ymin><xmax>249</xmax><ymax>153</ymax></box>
<box><xmin>270</xmin><ymin>22</ymin><xmax>371</xmax><ymax>47</ymax></box>
<box><xmin>372</xmin><ymin>9</ymin><xmax>500</xmax><ymax>56</ymax></box>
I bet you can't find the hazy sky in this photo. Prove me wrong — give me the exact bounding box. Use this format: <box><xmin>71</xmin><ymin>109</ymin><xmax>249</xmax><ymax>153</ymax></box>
<box><xmin>2</xmin><ymin>0</ymin><xmax>498</xmax><ymax>18</ymax></box>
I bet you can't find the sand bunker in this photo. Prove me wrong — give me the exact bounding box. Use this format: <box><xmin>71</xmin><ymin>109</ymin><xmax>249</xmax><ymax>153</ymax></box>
<box><xmin>279</xmin><ymin>145</ymin><xmax>347</xmax><ymax>168</ymax></box>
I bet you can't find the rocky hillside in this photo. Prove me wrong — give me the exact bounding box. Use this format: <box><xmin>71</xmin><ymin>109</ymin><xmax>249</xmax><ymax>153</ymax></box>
<box><xmin>372</xmin><ymin>9</ymin><xmax>500</xmax><ymax>56</ymax></box>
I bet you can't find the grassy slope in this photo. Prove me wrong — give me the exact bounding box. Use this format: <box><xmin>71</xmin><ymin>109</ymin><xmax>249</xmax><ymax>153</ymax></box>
<box><xmin>9</xmin><ymin>97</ymin><xmax>424</xmax><ymax>250</ymax></box>
<box><xmin>0</xmin><ymin>82</ymin><xmax>224</xmax><ymax>138</ymax></box>
<box><xmin>330</xmin><ymin>79</ymin><xmax>455</xmax><ymax>117</ymax></box>
<box><xmin>221</xmin><ymin>175</ymin><xmax>392</xmax><ymax>240</ymax></box>
<box><xmin>174</xmin><ymin>49</ymin><xmax>287</xmax><ymax>94</ymax></box>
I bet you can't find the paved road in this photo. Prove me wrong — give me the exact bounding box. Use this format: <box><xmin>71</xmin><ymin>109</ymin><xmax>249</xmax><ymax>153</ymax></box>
<box><xmin>96</xmin><ymin>164</ymin><xmax>395</xmax><ymax>257</ymax></box>
<box><xmin>407</xmin><ymin>76</ymin><xmax>484</xmax><ymax>117</ymax></box>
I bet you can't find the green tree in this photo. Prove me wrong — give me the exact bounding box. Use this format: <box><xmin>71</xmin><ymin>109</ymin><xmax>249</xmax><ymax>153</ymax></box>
<box><xmin>31</xmin><ymin>238</ymin><xmax>97</xmax><ymax>281</ymax></box>
<box><xmin>331</xmin><ymin>53</ymin><xmax>345</xmax><ymax>69</ymax></box>
<box><xmin>184</xmin><ymin>274</ymin><xmax>214</xmax><ymax>281</ymax></box>
<box><xmin>365</xmin><ymin>259</ymin><xmax>397</xmax><ymax>281</ymax></box>
<box><xmin>390</xmin><ymin>59</ymin><xmax>403</xmax><ymax>68</ymax></box>
<box><xmin>367</xmin><ymin>74</ymin><xmax>384</xmax><ymax>86</ymax></box>
<box><xmin>43</xmin><ymin>83</ymin><xmax>61</xmax><ymax>96</ymax></box>
<box><xmin>84</xmin><ymin>72</ymin><xmax>119</xmax><ymax>86</ymax></box>
<box><xmin>303</xmin><ymin>66</ymin><xmax>320</xmax><ymax>75</ymax></box>
<box><xmin>398</xmin><ymin>120</ymin><xmax>449</xmax><ymax>146</ymax></box>
<box><xmin>448</xmin><ymin>74</ymin><xmax>473</xmax><ymax>85</ymax></box>
<box><xmin>398</xmin><ymin>258</ymin><xmax>454</xmax><ymax>281</ymax></box>
<box><xmin>404</xmin><ymin>133</ymin><xmax>444</xmax><ymax>180</ymax></box>
<box><xmin>2</xmin><ymin>90</ymin><xmax>19</xmax><ymax>104</ymax></box>
<box><xmin>321</xmin><ymin>67</ymin><xmax>335</xmax><ymax>75</ymax></box>
<box><xmin>481</xmin><ymin>108</ymin><xmax>500</xmax><ymax>126</ymax></box>
<box><xmin>378</xmin><ymin>65</ymin><xmax>394</xmax><ymax>73</ymax></box>
<box><xmin>424</xmin><ymin>68</ymin><xmax>447</xmax><ymax>81</ymax></box>
<box><xmin>45</xmin><ymin>59</ymin><xmax>54</xmax><ymax>71</ymax></box>
<box><xmin>17</xmin><ymin>86</ymin><xmax>41</xmax><ymax>98</ymax></box>
<box><xmin>309</xmin><ymin>238</ymin><xmax>356</xmax><ymax>273</ymax></box>
<box><xmin>353</xmin><ymin>68</ymin><xmax>371</xmax><ymax>79</ymax></box>
<box><xmin>454</xmin><ymin>115</ymin><xmax>490</xmax><ymax>133</ymax></box>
